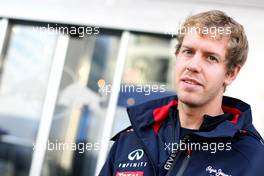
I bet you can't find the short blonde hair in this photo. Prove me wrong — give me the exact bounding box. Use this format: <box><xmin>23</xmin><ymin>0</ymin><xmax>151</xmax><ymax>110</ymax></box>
<box><xmin>175</xmin><ymin>10</ymin><xmax>248</xmax><ymax>75</ymax></box>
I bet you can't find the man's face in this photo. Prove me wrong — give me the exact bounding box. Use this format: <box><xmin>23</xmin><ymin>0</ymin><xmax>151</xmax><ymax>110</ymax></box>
<box><xmin>175</xmin><ymin>32</ymin><xmax>236</xmax><ymax>107</ymax></box>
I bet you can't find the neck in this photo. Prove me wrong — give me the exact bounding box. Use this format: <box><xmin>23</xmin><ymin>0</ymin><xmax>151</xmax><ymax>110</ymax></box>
<box><xmin>178</xmin><ymin>97</ymin><xmax>224</xmax><ymax>130</ymax></box>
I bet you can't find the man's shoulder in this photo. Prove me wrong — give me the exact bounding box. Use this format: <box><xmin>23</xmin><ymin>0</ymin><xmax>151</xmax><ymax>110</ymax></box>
<box><xmin>235</xmin><ymin>131</ymin><xmax>264</xmax><ymax>148</ymax></box>
<box><xmin>232</xmin><ymin>134</ymin><xmax>264</xmax><ymax>162</ymax></box>
<box><xmin>111</xmin><ymin>126</ymin><xmax>135</xmax><ymax>142</ymax></box>
<box><xmin>232</xmin><ymin>134</ymin><xmax>264</xmax><ymax>175</ymax></box>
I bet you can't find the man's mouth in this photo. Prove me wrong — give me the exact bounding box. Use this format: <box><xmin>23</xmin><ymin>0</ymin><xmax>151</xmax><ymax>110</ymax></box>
<box><xmin>181</xmin><ymin>76</ymin><xmax>203</xmax><ymax>87</ymax></box>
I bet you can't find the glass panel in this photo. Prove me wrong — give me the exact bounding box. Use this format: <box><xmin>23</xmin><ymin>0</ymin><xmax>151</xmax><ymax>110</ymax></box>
<box><xmin>0</xmin><ymin>24</ymin><xmax>59</xmax><ymax>176</ymax></box>
<box><xmin>41</xmin><ymin>32</ymin><xmax>121</xmax><ymax>176</ymax></box>
<box><xmin>112</xmin><ymin>33</ymin><xmax>176</xmax><ymax>136</ymax></box>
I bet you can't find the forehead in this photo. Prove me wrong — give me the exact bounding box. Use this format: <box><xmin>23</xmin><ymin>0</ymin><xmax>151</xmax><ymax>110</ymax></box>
<box><xmin>181</xmin><ymin>32</ymin><xmax>229</xmax><ymax>58</ymax></box>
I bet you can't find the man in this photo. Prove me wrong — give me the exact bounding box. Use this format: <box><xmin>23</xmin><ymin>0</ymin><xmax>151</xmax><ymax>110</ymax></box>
<box><xmin>99</xmin><ymin>10</ymin><xmax>264</xmax><ymax>176</ymax></box>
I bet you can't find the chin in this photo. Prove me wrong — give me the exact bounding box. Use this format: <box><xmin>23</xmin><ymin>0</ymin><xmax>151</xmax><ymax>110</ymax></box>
<box><xmin>180</xmin><ymin>98</ymin><xmax>201</xmax><ymax>107</ymax></box>
<box><xmin>177</xmin><ymin>93</ymin><xmax>202</xmax><ymax>107</ymax></box>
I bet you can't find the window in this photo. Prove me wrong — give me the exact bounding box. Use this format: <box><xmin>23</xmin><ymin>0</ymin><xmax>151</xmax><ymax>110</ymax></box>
<box><xmin>0</xmin><ymin>21</ymin><xmax>60</xmax><ymax>176</ymax></box>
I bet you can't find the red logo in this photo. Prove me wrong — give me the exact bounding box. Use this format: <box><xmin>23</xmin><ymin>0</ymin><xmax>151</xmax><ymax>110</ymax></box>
<box><xmin>116</xmin><ymin>171</ymin><xmax>144</xmax><ymax>176</ymax></box>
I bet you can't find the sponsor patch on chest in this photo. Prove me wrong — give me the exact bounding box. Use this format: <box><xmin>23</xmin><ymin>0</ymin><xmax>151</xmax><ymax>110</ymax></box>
<box><xmin>116</xmin><ymin>171</ymin><xmax>144</xmax><ymax>176</ymax></box>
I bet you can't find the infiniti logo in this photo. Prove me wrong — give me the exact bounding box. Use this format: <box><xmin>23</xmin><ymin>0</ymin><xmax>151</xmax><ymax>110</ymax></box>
<box><xmin>128</xmin><ymin>149</ymin><xmax>144</xmax><ymax>161</ymax></box>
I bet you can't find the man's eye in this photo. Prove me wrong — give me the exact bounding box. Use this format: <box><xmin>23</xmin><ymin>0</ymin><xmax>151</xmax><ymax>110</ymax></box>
<box><xmin>182</xmin><ymin>49</ymin><xmax>193</xmax><ymax>55</ymax></box>
<box><xmin>208</xmin><ymin>56</ymin><xmax>219</xmax><ymax>63</ymax></box>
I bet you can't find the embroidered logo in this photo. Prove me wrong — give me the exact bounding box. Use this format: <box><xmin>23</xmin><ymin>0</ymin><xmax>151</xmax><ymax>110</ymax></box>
<box><xmin>206</xmin><ymin>166</ymin><xmax>232</xmax><ymax>176</ymax></box>
<box><xmin>128</xmin><ymin>149</ymin><xmax>144</xmax><ymax>161</ymax></box>
<box><xmin>116</xmin><ymin>171</ymin><xmax>144</xmax><ymax>176</ymax></box>
<box><xmin>117</xmin><ymin>149</ymin><xmax>147</xmax><ymax>168</ymax></box>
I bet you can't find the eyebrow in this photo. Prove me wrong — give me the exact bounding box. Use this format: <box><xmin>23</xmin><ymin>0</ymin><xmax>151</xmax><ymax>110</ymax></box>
<box><xmin>181</xmin><ymin>45</ymin><xmax>222</xmax><ymax>59</ymax></box>
<box><xmin>181</xmin><ymin>45</ymin><xmax>193</xmax><ymax>50</ymax></box>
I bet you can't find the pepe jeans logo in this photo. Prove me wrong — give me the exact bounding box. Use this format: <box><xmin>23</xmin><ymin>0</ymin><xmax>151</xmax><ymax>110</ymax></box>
<box><xmin>128</xmin><ymin>149</ymin><xmax>144</xmax><ymax>161</ymax></box>
<box><xmin>206</xmin><ymin>166</ymin><xmax>232</xmax><ymax>176</ymax></box>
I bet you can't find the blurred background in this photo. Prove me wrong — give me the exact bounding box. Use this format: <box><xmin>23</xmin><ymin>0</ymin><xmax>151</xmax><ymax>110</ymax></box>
<box><xmin>0</xmin><ymin>0</ymin><xmax>263</xmax><ymax>176</ymax></box>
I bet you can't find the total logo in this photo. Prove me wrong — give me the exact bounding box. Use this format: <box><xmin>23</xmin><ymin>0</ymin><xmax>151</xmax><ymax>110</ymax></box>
<box><xmin>118</xmin><ymin>149</ymin><xmax>147</xmax><ymax>168</ymax></box>
<box><xmin>116</xmin><ymin>171</ymin><xmax>144</xmax><ymax>176</ymax></box>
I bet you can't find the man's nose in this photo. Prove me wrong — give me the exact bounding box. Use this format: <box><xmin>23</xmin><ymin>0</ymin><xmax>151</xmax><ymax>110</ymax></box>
<box><xmin>186</xmin><ymin>53</ymin><xmax>202</xmax><ymax>73</ymax></box>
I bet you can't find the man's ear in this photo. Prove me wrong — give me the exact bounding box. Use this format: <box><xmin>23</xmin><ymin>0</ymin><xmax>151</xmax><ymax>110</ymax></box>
<box><xmin>224</xmin><ymin>66</ymin><xmax>241</xmax><ymax>86</ymax></box>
